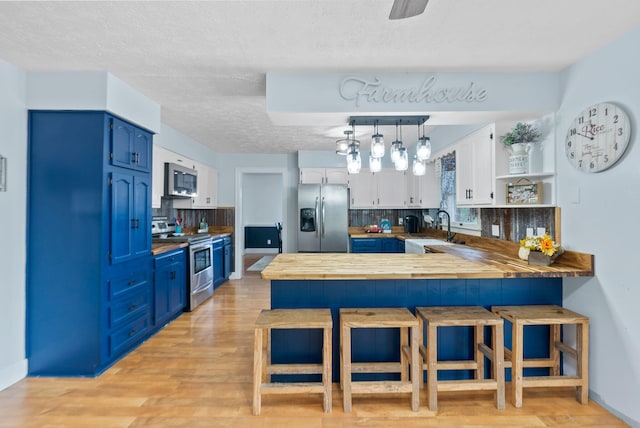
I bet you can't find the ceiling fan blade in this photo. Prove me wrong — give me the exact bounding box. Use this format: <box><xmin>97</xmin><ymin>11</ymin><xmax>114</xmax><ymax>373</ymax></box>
<box><xmin>389</xmin><ymin>0</ymin><xmax>429</xmax><ymax>20</ymax></box>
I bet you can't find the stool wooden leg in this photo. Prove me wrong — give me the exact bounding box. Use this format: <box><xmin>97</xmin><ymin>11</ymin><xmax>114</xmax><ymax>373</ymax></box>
<box><xmin>400</xmin><ymin>327</ymin><xmax>408</xmax><ymax>381</ymax></box>
<box><xmin>252</xmin><ymin>327</ymin><xmax>263</xmax><ymax>416</ymax></box>
<box><xmin>262</xmin><ymin>328</ymin><xmax>269</xmax><ymax>383</ymax></box>
<box><xmin>550</xmin><ymin>324</ymin><xmax>561</xmax><ymax>376</ymax></box>
<box><xmin>427</xmin><ymin>321</ymin><xmax>438</xmax><ymax>411</ymax></box>
<box><xmin>411</xmin><ymin>325</ymin><xmax>420</xmax><ymax>412</ymax></box>
<box><xmin>475</xmin><ymin>324</ymin><xmax>484</xmax><ymax>380</ymax></box>
<box><xmin>576</xmin><ymin>321</ymin><xmax>589</xmax><ymax>404</ymax></box>
<box><xmin>342</xmin><ymin>323</ymin><xmax>352</xmax><ymax>413</ymax></box>
<box><xmin>512</xmin><ymin>320</ymin><xmax>524</xmax><ymax>408</ymax></box>
<box><xmin>418</xmin><ymin>314</ymin><xmax>425</xmax><ymax>390</ymax></box>
<box><xmin>493</xmin><ymin>323</ymin><xmax>506</xmax><ymax>410</ymax></box>
<box><xmin>323</xmin><ymin>326</ymin><xmax>332</xmax><ymax>413</ymax></box>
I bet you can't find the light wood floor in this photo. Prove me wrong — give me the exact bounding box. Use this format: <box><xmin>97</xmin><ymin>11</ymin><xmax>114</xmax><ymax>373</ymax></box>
<box><xmin>0</xmin><ymin>254</ymin><xmax>627</xmax><ymax>427</ymax></box>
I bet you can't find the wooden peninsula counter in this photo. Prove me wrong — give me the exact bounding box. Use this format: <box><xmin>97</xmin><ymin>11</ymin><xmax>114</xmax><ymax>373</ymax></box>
<box><xmin>261</xmin><ymin>239</ymin><xmax>594</xmax><ymax>382</ymax></box>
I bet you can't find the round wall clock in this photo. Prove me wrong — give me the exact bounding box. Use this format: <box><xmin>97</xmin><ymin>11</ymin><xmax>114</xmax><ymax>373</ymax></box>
<box><xmin>564</xmin><ymin>102</ymin><xmax>631</xmax><ymax>172</ymax></box>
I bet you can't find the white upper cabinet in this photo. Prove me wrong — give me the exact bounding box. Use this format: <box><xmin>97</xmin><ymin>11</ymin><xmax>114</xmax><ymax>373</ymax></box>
<box><xmin>375</xmin><ymin>169</ymin><xmax>406</xmax><ymax>208</ymax></box>
<box><xmin>348</xmin><ymin>169</ymin><xmax>375</xmax><ymax>208</ymax></box>
<box><xmin>151</xmin><ymin>145</ymin><xmax>170</xmax><ymax>208</ymax></box>
<box><xmin>407</xmin><ymin>164</ymin><xmax>441</xmax><ymax>208</ymax></box>
<box><xmin>347</xmin><ymin>168</ymin><xmax>406</xmax><ymax>209</ymax></box>
<box><xmin>455</xmin><ymin>124</ymin><xmax>495</xmax><ymax>206</ymax></box>
<box><xmin>300</xmin><ymin>168</ymin><xmax>348</xmax><ymax>184</ymax></box>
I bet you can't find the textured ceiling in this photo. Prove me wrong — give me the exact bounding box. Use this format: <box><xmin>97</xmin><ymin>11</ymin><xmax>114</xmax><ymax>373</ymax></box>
<box><xmin>0</xmin><ymin>1</ymin><xmax>639</xmax><ymax>154</ymax></box>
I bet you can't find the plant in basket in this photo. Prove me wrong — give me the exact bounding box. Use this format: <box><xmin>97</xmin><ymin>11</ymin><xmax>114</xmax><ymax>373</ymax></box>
<box><xmin>519</xmin><ymin>234</ymin><xmax>563</xmax><ymax>265</ymax></box>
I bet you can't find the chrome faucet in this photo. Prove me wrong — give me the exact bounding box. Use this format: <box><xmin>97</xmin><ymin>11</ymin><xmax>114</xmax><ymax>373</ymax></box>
<box><xmin>437</xmin><ymin>209</ymin><xmax>453</xmax><ymax>242</ymax></box>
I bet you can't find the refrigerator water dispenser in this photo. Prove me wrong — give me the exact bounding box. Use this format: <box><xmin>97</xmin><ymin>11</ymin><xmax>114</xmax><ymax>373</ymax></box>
<box><xmin>300</xmin><ymin>208</ymin><xmax>316</xmax><ymax>232</ymax></box>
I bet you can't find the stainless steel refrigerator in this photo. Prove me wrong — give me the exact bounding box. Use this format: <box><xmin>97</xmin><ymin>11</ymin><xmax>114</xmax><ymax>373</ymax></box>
<box><xmin>298</xmin><ymin>184</ymin><xmax>348</xmax><ymax>252</ymax></box>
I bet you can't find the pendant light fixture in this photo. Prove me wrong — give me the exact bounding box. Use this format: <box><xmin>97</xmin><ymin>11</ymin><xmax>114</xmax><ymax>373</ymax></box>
<box><xmin>390</xmin><ymin>122</ymin><xmax>403</xmax><ymax>164</ymax></box>
<box><xmin>412</xmin><ymin>155</ymin><xmax>426</xmax><ymax>176</ymax></box>
<box><xmin>369</xmin><ymin>154</ymin><xmax>382</xmax><ymax>172</ymax></box>
<box><xmin>416</xmin><ymin>123</ymin><xmax>432</xmax><ymax>161</ymax></box>
<box><xmin>395</xmin><ymin>146</ymin><xmax>408</xmax><ymax>171</ymax></box>
<box><xmin>370</xmin><ymin>120</ymin><xmax>385</xmax><ymax>158</ymax></box>
<box><xmin>335</xmin><ymin>130</ymin><xmax>351</xmax><ymax>155</ymax></box>
<box><xmin>346</xmin><ymin>140</ymin><xmax>361</xmax><ymax>174</ymax></box>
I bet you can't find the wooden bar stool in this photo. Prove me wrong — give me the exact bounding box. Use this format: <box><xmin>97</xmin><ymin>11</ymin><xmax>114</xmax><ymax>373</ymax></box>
<box><xmin>492</xmin><ymin>305</ymin><xmax>589</xmax><ymax>408</ymax></box>
<box><xmin>252</xmin><ymin>308</ymin><xmax>332</xmax><ymax>415</ymax></box>
<box><xmin>339</xmin><ymin>307</ymin><xmax>420</xmax><ymax>412</ymax></box>
<box><xmin>415</xmin><ymin>306</ymin><xmax>505</xmax><ymax>411</ymax></box>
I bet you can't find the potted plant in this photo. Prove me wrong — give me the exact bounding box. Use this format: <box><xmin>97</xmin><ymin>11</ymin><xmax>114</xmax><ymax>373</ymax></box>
<box><xmin>502</xmin><ymin>122</ymin><xmax>541</xmax><ymax>174</ymax></box>
<box><xmin>502</xmin><ymin>122</ymin><xmax>541</xmax><ymax>146</ymax></box>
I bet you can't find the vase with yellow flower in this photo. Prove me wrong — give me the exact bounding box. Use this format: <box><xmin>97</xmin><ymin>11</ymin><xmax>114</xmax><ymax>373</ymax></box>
<box><xmin>519</xmin><ymin>234</ymin><xmax>563</xmax><ymax>266</ymax></box>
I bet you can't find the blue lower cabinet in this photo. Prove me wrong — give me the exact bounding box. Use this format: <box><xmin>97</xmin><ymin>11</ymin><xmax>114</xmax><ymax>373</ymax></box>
<box><xmin>109</xmin><ymin>310</ymin><xmax>151</xmax><ymax>358</ymax></box>
<box><xmin>213</xmin><ymin>238</ymin><xmax>225</xmax><ymax>288</ymax></box>
<box><xmin>351</xmin><ymin>237</ymin><xmax>404</xmax><ymax>253</ymax></box>
<box><xmin>153</xmin><ymin>249</ymin><xmax>186</xmax><ymax>329</ymax></box>
<box><xmin>223</xmin><ymin>236</ymin><xmax>233</xmax><ymax>280</ymax></box>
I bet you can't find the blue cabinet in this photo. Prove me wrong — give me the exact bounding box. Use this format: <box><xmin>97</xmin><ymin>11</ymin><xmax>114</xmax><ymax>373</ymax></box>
<box><xmin>27</xmin><ymin>111</ymin><xmax>154</xmax><ymax>376</ymax></box>
<box><xmin>223</xmin><ymin>236</ymin><xmax>233</xmax><ymax>280</ymax></box>
<box><xmin>110</xmin><ymin>172</ymin><xmax>151</xmax><ymax>264</ymax></box>
<box><xmin>350</xmin><ymin>237</ymin><xmax>404</xmax><ymax>253</ymax></box>
<box><xmin>111</xmin><ymin>117</ymin><xmax>152</xmax><ymax>173</ymax></box>
<box><xmin>153</xmin><ymin>249</ymin><xmax>186</xmax><ymax>328</ymax></box>
<box><xmin>213</xmin><ymin>238</ymin><xmax>225</xmax><ymax>288</ymax></box>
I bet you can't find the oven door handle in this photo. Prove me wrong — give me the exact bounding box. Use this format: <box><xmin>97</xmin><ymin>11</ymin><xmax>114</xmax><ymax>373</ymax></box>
<box><xmin>192</xmin><ymin>279</ymin><xmax>213</xmax><ymax>295</ymax></box>
<box><xmin>190</xmin><ymin>242</ymin><xmax>212</xmax><ymax>253</ymax></box>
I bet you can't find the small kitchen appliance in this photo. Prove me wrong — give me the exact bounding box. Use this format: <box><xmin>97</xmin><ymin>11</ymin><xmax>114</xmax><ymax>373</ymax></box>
<box><xmin>404</xmin><ymin>215</ymin><xmax>419</xmax><ymax>234</ymax></box>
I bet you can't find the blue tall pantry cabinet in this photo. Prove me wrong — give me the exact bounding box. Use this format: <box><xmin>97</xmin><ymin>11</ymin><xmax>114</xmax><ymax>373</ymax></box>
<box><xmin>27</xmin><ymin>111</ymin><xmax>154</xmax><ymax>376</ymax></box>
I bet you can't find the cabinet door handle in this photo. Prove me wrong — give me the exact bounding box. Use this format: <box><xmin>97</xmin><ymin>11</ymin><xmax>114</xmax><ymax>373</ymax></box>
<box><xmin>170</xmin><ymin>271</ymin><xmax>176</xmax><ymax>280</ymax></box>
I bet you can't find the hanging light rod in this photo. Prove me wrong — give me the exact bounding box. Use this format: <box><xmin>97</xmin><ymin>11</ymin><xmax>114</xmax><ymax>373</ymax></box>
<box><xmin>349</xmin><ymin>115</ymin><xmax>429</xmax><ymax>127</ymax></box>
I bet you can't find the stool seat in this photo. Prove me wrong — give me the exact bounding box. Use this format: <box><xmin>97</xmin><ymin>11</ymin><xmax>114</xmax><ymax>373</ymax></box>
<box><xmin>340</xmin><ymin>307</ymin><xmax>420</xmax><ymax>413</ymax></box>
<box><xmin>253</xmin><ymin>308</ymin><xmax>333</xmax><ymax>415</ymax></box>
<box><xmin>416</xmin><ymin>306</ymin><xmax>505</xmax><ymax>411</ymax></box>
<box><xmin>492</xmin><ymin>305</ymin><xmax>589</xmax><ymax>408</ymax></box>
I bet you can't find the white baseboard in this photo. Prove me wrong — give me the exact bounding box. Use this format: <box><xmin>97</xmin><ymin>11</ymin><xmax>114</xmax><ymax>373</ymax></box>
<box><xmin>0</xmin><ymin>358</ymin><xmax>27</xmax><ymax>391</ymax></box>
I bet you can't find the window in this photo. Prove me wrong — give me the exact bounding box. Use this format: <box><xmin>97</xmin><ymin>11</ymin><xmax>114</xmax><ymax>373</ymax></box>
<box><xmin>438</xmin><ymin>152</ymin><xmax>480</xmax><ymax>231</ymax></box>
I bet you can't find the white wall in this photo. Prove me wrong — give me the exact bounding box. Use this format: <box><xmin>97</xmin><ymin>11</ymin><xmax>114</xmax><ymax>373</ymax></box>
<box><xmin>243</xmin><ymin>174</ymin><xmax>283</xmax><ymax>226</ymax></box>
<box><xmin>0</xmin><ymin>59</ymin><xmax>28</xmax><ymax>390</ymax></box>
<box><xmin>155</xmin><ymin>123</ymin><xmax>217</xmax><ymax>168</ymax></box>
<box><xmin>557</xmin><ymin>28</ymin><xmax>640</xmax><ymax>426</ymax></box>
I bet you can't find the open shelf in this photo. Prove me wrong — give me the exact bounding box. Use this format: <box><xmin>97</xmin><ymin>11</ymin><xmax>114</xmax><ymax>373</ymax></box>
<box><xmin>495</xmin><ymin>172</ymin><xmax>555</xmax><ymax>180</ymax></box>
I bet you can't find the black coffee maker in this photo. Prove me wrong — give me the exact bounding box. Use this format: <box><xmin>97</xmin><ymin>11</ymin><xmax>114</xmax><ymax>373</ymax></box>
<box><xmin>404</xmin><ymin>215</ymin><xmax>419</xmax><ymax>233</ymax></box>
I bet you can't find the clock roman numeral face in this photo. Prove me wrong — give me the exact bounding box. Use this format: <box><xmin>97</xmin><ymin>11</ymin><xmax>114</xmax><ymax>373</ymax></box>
<box><xmin>565</xmin><ymin>102</ymin><xmax>631</xmax><ymax>173</ymax></box>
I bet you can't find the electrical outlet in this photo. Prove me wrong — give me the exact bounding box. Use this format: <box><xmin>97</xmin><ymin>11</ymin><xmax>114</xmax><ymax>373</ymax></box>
<box><xmin>267</xmin><ymin>239</ymin><xmax>272</xmax><ymax>245</ymax></box>
<box><xmin>526</xmin><ymin>227</ymin><xmax>534</xmax><ymax>237</ymax></box>
<box><xmin>536</xmin><ymin>227</ymin><xmax>546</xmax><ymax>237</ymax></box>
<box><xmin>491</xmin><ymin>224</ymin><xmax>500</xmax><ymax>237</ymax></box>
<box><xmin>398</xmin><ymin>217</ymin><xmax>403</xmax><ymax>225</ymax></box>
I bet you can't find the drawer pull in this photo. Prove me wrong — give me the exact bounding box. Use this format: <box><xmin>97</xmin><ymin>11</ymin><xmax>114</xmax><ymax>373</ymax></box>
<box><xmin>128</xmin><ymin>329</ymin><xmax>137</xmax><ymax>337</ymax></box>
<box><xmin>128</xmin><ymin>280</ymin><xmax>137</xmax><ymax>286</ymax></box>
<box><xmin>128</xmin><ymin>304</ymin><xmax>138</xmax><ymax>312</ymax></box>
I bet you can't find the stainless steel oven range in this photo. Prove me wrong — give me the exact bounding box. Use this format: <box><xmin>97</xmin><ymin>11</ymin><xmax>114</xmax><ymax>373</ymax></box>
<box><xmin>152</xmin><ymin>217</ymin><xmax>214</xmax><ymax>311</ymax></box>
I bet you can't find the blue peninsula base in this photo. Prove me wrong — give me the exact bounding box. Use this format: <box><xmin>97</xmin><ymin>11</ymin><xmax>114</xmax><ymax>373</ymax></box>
<box><xmin>270</xmin><ymin>278</ymin><xmax>562</xmax><ymax>382</ymax></box>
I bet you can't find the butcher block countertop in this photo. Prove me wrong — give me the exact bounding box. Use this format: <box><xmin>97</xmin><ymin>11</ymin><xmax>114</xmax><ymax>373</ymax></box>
<box><xmin>151</xmin><ymin>242</ymin><xmax>189</xmax><ymax>256</ymax></box>
<box><xmin>262</xmin><ymin>231</ymin><xmax>594</xmax><ymax>280</ymax></box>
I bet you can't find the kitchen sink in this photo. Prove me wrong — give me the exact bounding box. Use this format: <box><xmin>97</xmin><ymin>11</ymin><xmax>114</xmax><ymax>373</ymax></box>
<box><xmin>405</xmin><ymin>238</ymin><xmax>454</xmax><ymax>254</ymax></box>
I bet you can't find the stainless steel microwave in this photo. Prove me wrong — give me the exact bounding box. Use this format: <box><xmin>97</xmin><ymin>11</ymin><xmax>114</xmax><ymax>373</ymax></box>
<box><xmin>164</xmin><ymin>162</ymin><xmax>198</xmax><ymax>198</ymax></box>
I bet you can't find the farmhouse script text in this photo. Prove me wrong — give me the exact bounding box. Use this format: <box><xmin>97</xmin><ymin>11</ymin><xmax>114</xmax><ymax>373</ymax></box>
<box><xmin>339</xmin><ymin>76</ymin><xmax>489</xmax><ymax>107</ymax></box>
